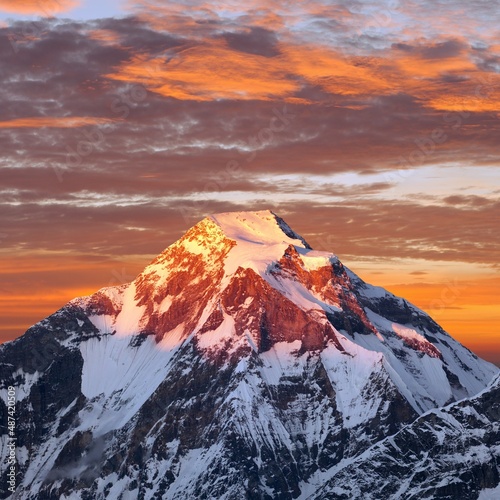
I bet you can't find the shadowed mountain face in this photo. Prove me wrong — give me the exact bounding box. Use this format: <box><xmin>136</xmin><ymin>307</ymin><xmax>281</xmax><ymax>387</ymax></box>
<box><xmin>0</xmin><ymin>210</ymin><xmax>497</xmax><ymax>499</ymax></box>
<box><xmin>311</xmin><ymin>374</ymin><xmax>500</xmax><ymax>500</ymax></box>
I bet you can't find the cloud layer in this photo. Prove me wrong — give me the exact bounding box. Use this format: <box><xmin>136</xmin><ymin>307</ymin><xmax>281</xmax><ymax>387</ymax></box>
<box><xmin>0</xmin><ymin>3</ymin><xmax>499</xmax><ymax>362</ymax></box>
<box><xmin>1</xmin><ymin>14</ymin><xmax>498</xmax><ymax>264</ymax></box>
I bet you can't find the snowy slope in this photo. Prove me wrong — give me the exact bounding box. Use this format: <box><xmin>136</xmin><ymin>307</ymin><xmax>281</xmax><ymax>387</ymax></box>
<box><xmin>0</xmin><ymin>210</ymin><xmax>497</xmax><ymax>499</ymax></box>
<box><xmin>308</xmin><ymin>373</ymin><xmax>500</xmax><ymax>499</ymax></box>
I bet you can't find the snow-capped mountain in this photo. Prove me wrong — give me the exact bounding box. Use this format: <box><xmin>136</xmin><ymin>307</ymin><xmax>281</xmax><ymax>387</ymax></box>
<box><xmin>0</xmin><ymin>210</ymin><xmax>497</xmax><ymax>499</ymax></box>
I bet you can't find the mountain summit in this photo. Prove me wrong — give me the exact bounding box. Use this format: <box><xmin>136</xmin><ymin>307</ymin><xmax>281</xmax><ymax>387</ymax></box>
<box><xmin>1</xmin><ymin>210</ymin><xmax>498</xmax><ymax>499</ymax></box>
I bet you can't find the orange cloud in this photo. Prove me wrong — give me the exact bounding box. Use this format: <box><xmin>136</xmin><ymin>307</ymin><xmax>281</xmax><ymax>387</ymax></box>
<box><xmin>387</xmin><ymin>41</ymin><xmax>500</xmax><ymax>112</ymax></box>
<box><xmin>106</xmin><ymin>30</ymin><xmax>500</xmax><ymax>114</ymax></box>
<box><xmin>102</xmin><ymin>14</ymin><xmax>500</xmax><ymax>115</ymax></box>
<box><xmin>0</xmin><ymin>116</ymin><xmax>119</xmax><ymax>128</ymax></box>
<box><xmin>282</xmin><ymin>44</ymin><xmax>391</xmax><ymax>97</ymax></box>
<box><xmin>88</xmin><ymin>29</ymin><xmax>121</xmax><ymax>46</ymax></box>
<box><xmin>0</xmin><ymin>0</ymin><xmax>79</xmax><ymax>15</ymax></box>
<box><xmin>395</xmin><ymin>54</ymin><xmax>476</xmax><ymax>80</ymax></box>
<box><xmin>107</xmin><ymin>40</ymin><xmax>394</xmax><ymax>102</ymax></box>
<box><xmin>107</xmin><ymin>41</ymin><xmax>300</xmax><ymax>101</ymax></box>
<box><xmin>426</xmin><ymin>87</ymin><xmax>500</xmax><ymax>113</ymax></box>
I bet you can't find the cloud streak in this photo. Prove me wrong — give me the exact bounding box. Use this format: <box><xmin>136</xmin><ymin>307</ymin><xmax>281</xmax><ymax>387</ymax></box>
<box><xmin>0</xmin><ymin>116</ymin><xmax>119</xmax><ymax>128</ymax></box>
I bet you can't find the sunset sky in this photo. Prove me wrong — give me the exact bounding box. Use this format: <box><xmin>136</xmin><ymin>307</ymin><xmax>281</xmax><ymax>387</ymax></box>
<box><xmin>0</xmin><ymin>0</ymin><xmax>499</xmax><ymax>365</ymax></box>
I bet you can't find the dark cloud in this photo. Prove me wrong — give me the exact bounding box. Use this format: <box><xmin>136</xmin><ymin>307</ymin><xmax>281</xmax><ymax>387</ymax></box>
<box><xmin>392</xmin><ymin>39</ymin><xmax>469</xmax><ymax>60</ymax></box>
<box><xmin>420</xmin><ymin>40</ymin><xmax>466</xmax><ymax>59</ymax></box>
<box><xmin>221</xmin><ymin>27</ymin><xmax>280</xmax><ymax>57</ymax></box>
<box><xmin>95</xmin><ymin>16</ymin><xmax>185</xmax><ymax>54</ymax></box>
<box><xmin>443</xmin><ymin>195</ymin><xmax>492</xmax><ymax>207</ymax></box>
<box><xmin>439</xmin><ymin>73</ymin><xmax>470</xmax><ymax>83</ymax></box>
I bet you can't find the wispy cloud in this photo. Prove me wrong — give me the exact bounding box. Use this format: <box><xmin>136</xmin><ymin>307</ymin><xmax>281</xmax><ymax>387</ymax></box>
<box><xmin>0</xmin><ymin>116</ymin><xmax>119</xmax><ymax>128</ymax></box>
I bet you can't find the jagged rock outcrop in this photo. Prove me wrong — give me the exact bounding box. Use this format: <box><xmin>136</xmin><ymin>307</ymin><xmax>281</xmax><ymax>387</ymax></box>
<box><xmin>311</xmin><ymin>374</ymin><xmax>500</xmax><ymax>499</ymax></box>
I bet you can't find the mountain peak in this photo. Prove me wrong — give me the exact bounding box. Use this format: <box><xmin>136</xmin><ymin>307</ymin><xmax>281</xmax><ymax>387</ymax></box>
<box><xmin>148</xmin><ymin>210</ymin><xmax>311</xmax><ymax>276</ymax></box>
<box><xmin>207</xmin><ymin>209</ymin><xmax>311</xmax><ymax>249</ymax></box>
<box><xmin>149</xmin><ymin>209</ymin><xmax>314</xmax><ymax>280</ymax></box>
<box><xmin>2</xmin><ymin>209</ymin><xmax>498</xmax><ymax>499</ymax></box>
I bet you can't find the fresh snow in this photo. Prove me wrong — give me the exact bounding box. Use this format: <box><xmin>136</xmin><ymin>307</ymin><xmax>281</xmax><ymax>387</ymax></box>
<box><xmin>392</xmin><ymin>323</ymin><xmax>437</xmax><ymax>348</ymax></box>
<box><xmin>0</xmin><ymin>369</ymin><xmax>39</xmax><ymax>402</ymax></box>
<box><xmin>266</xmin><ymin>270</ymin><xmax>341</xmax><ymax>313</ymax></box>
<box><xmin>79</xmin><ymin>333</ymin><xmax>182</xmax><ymax>434</ymax></box>
<box><xmin>210</xmin><ymin>210</ymin><xmax>304</xmax><ymax>248</ymax></box>
<box><xmin>320</xmin><ymin>340</ymin><xmax>388</xmax><ymax>428</ymax></box>
<box><xmin>210</xmin><ymin>211</ymin><xmax>307</xmax><ymax>279</ymax></box>
<box><xmin>113</xmin><ymin>281</ymin><xmax>147</xmax><ymax>336</ymax></box>
<box><xmin>259</xmin><ymin>341</ymin><xmax>306</xmax><ymax>385</ymax></box>
<box><xmin>297</xmin><ymin>249</ymin><xmax>338</xmax><ymax>271</ymax></box>
<box><xmin>197</xmin><ymin>313</ymin><xmax>236</xmax><ymax>350</ymax></box>
<box><xmin>479</xmin><ymin>484</ymin><xmax>500</xmax><ymax>499</ymax></box>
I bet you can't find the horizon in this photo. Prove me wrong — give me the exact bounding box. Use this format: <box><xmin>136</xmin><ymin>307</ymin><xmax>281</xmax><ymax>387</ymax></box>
<box><xmin>0</xmin><ymin>0</ymin><xmax>499</xmax><ymax>367</ymax></box>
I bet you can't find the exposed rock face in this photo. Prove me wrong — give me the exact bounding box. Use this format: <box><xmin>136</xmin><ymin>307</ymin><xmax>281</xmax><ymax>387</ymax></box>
<box><xmin>220</xmin><ymin>266</ymin><xmax>341</xmax><ymax>353</ymax></box>
<box><xmin>133</xmin><ymin>218</ymin><xmax>236</xmax><ymax>341</ymax></box>
<box><xmin>272</xmin><ymin>245</ymin><xmax>377</xmax><ymax>337</ymax></box>
<box><xmin>0</xmin><ymin>210</ymin><xmax>497</xmax><ymax>499</ymax></box>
